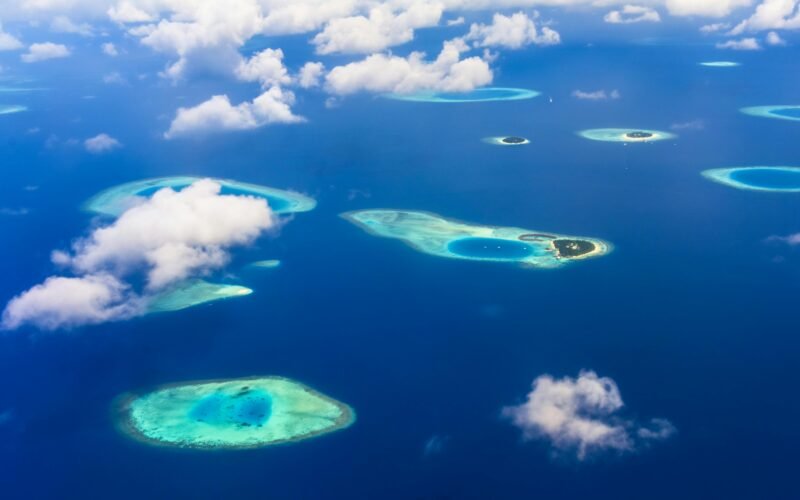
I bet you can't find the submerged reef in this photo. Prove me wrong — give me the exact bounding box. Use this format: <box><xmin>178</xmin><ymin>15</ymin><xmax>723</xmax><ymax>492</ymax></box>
<box><xmin>84</xmin><ymin>176</ymin><xmax>317</xmax><ymax>217</ymax></box>
<box><xmin>702</xmin><ymin>167</ymin><xmax>800</xmax><ymax>192</ymax></box>
<box><xmin>741</xmin><ymin>105</ymin><xmax>800</xmax><ymax>122</ymax></box>
<box><xmin>341</xmin><ymin>209</ymin><xmax>611</xmax><ymax>268</ymax></box>
<box><xmin>116</xmin><ymin>376</ymin><xmax>355</xmax><ymax>449</ymax></box>
<box><xmin>147</xmin><ymin>280</ymin><xmax>253</xmax><ymax>313</ymax></box>
<box><xmin>699</xmin><ymin>61</ymin><xmax>740</xmax><ymax>67</ymax></box>
<box><xmin>386</xmin><ymin>87</ymin><xmax>540</xmax><ymax>103</ymax></box>
<box><xmin>248</xmin><ymin>260</ymin><xmax>282</xmax><ymax>269</ymax></box>
<box><xmin>0</xmin><ymin>105</ymin><xmax>26</xmax><ymax>115</ymax></box>
<box><xmin>578</xmin><ymin>128</ymin><xmax>676</xmax><ymax>143</ymax></box>
<box><xmin>483</xmin><ymin>136</ymin><xmax>530</xmax><ymax>146</ymax></box>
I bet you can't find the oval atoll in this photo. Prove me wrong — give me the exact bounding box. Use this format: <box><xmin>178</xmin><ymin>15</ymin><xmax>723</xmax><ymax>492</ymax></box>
<box><xmin>0</xmin><ymin>105</ymin><xmax>26</xmax><ymax>115</ymax></box>
<box><xmin>483</xmin><ymin>136</ymin><xmax>530</xmax><ymax>146</ymax></box>
<box><xmin>740</xmin><ymin>105</ymin><xmax>800</xmax><ymax>122</ymax></box>
<box><xmin>386</xmin><ymin>87</ymin><xmax>540</xmax><ymax>103</ymax></box>
<box><xmin>699</xmin><ymin>61</ymin><xmax>740</xmax><ymax>67</ymax></box>
<box><xmin>341</xmin><ymin>209</ymin><xmax>611</xmax><ymax>268</ymax></box>
<box><xmin>146</xmin><ymin>280</ymin><xmax>253</xmax><ymax>313</ymax></box>
<box><xmin>578</xmin><ymin>128</ymin><xmax>676</xmax><ymax>143</ymax></box>
<box><xmin>84</xmin><ymin>176</ymin><xmax>317</xmax><ymax>217</ymax></box>
<box><xmin>115</xmin><ymin>376</ymin><xmax>355</xmax><ymax>449</ymax></box>
<box><xmin>702</xmin><ymin>167</ymin><xmax>800</xmax><ymax>192</ymax></box>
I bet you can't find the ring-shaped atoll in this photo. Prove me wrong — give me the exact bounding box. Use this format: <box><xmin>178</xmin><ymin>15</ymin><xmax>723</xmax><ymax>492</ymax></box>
<box><xmin>699</xmin><ymin>61</ymin><xmax>740</xmax><ymax>67</ymax></box>
<box><xmin>483</xmin><ymin>136</ymin><xmax>530</xmax><ymax>146</ymax></box>
<box><xmin>740</xmin><ymin>105</ymin><xmax>800</xmax><ymax>122</ymax></box>
<box><xmin>0</xmin><ymin>105</ymin><xmax>26</xmax><ymax>115</ymax></box>
<box><xmin>115</xmin><ymin>376</ymin><xmax>355</xmax><ymax>449</ymax></box>
<box><xmin>386</xmin><ymin>87</ymin><xmax>540</xmax><ymax>103</ymax></box>
<box><xmin>578</xmin><ymin>128</ymin><xmax>676</xmax><ymax>143</ymax></box>
<box><xmin>341</xmin><ymin>209</ymin><xmax>611</xmax><ymax>268</ymax></box>
<box><xmin>248</xmin><ymin>259</ymin><xmax>282</xmax><ymax>269</ymax></box>
<box><xmin>84</xmin><ymin>176</ymin><xmax>317</xmax><ymax>217</ymax></box>
<box><xmin>146</xmin><ymin>280</ymin><xmax>253</xmax><ymax>313</ymax></box>
<box><xmin>702</xmin><ymin>167</ymin><xmax>800</xmax><ymax>192</ymax></box>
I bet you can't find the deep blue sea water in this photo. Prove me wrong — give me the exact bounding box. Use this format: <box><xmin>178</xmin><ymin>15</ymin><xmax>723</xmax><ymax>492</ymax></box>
<box><xmin>1</xmin><ymin>43</ymin><xmax>800</xmax><ymax>499</ymax></box>
<box><xmin>772</xmin><ymin>107</ymin><xmax>800</xmax><ymax>119</ymax></box>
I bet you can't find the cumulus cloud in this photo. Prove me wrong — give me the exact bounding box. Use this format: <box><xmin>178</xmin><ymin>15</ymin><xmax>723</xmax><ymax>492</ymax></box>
<box><xmin>103</xmin><ymin>71</ymin><xmax>127</xmax><ymax>84</ymax></box>
<box><xmin>235</xmin><ymin>48</ymin><xmax>292</xmax><ymax>88</ymax></box>
<box><xmin>312</xmin><ymin>2</ymin><xmax>443</xmax><ymax>54</ymax></box>
<box><xmin>21</xmin><ymin>42</ymin><xmax>70</xmax><ymax>62</ymax></box>
<box><xmin>766</xmin><ymin>233</ymin><xmax>800</xmax><ymax>245</ymax></box>
<box><xmin>572</xmin><ymin>89</ymin><xmax>621</xmax><ymax>100</ymax></box>
<box><xmin>716</xmin><ymin>37</ymin><xmax>762</xmax><ymax>49</ymax></box>
<box><xmin>50</xmin><ymin>16</ymin><xmax>93</xmax><ymax>36</ymax></box>
<box><xmin>102</xmin><ymin>42</ymin><xmax>118</xmax><ymax>56</ymax></box>
<box><xmin>325</xmin><ymin>38</ymin><xmax>492</xmax><ymax>95</ymax></box>
<box><xmin>85</xmin><ymin>133</ymin><xmax>122</xmax><ymax>153</ymax></box>
<box><xmin>604</xmin><ymin>5</ymin><xmax>662</xmax><ymax>24</ymax></box>
<box><xmin>731</xmin><ymin>0</ymin><xmax>800</xmax><ymax>34</ymax></box>
<box><xmin>766</xmin><ymin>30</ymin><xmax>787</xmax><ymax>44</ymax></box>
<box><xmin>0</xmin><ymin>23</ymin><xmax>23</xmax><ymax>51</ymax></box>
<box><xmin>700</xmin><ymin>22</ymin><xmax>731</xmax><ymax>33</ymax></box>
<box><xmin>664</xmin><ymin>0</ymin><xmax>754</xmax><ymax>18</ymax></box>
<box><xmin>465</xmin><ymin>11</ymin><xmax>560</xmax><ymax>49</ymax></box>
<box><xmin>165</xmin><ymin>87</ymin><xmax>304</xmax><ymax>138</ymax></box>
<box><xmin>502</xmin><ymin>371</ymin><xmax>675</xmax><ymax>460</ymax></box>
<box><xmin>298</xmin><ymin>61</ymin><xmax>325</xmax><ymax>88</ymax></box>
<box><xmin>3</xmin><ymin>180</ymin><xmax>278</xmax><ymax>330</ymax></box>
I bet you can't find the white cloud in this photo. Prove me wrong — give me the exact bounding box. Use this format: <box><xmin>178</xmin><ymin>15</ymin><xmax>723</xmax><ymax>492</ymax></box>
<box><xmin>670</xmin><ymin>119</ymin><xmax>705</xmax><ymax>130</ymax></box>
<box><xmin>235</xmin><ymin>48</ymin><xmax>292</xmax><ymax>88</ymax></box>
<box><xmin>103</xmin><ymin>71</ymin><xmax>127</xmax><ymax>84</ymax></box>
<box><xmin>766</xmin><ymin>30</ymin><xmax>787</xmax><ymax>44</ymax></box>
<box><xmin>325</xmin><ymin>38</ymin><xmax>492</xmax><ymax>95</ymax></box>
<box><xmin>731</xmin><ymin>0</ymin><xmax>800</xmax><ymax>34</ymax></box>
<box><xmin>465</xmin><ymin>11</ymin><xmax>560</xmax><ymax>49</ymax></box>
<box><xmin>572</xmin><ymin>89</ymin><xmax>621</xmax><ymax>100</ymax></box>
<box><xmin>447</xmin><ymin>16</ymin><xmax>465</xmax><ymax>26</ymax></box>
<box><xmin>85</xmin><ymin>133</ymin><xmax>122</xmax><ymax>153</ymax></box>
<box><xmin>700</xmin><ymin>22</ymin><xmax>731</xmax><ymax>33</ymax></box>
<box><xmin>50</xmin><ymin>15</ymin><xmax>93</xmax><ymax>36</ymax></box>
<box><xmin>2</xmin><ymin>274</ymin><xmax>141</xmax><ymax>330</ymax></box>
<box><xmin>313</xmin><ymin>2</ymin><xmax>443</xmax><ymax>54</ymax></box>
<box><xmin>665</xmin><ymin>0</ymin><xmax>753</xmax><ymax>18</ymax></box>
<box><xmin>3</xmin><ymin>180</ymin><xmax>279</xmax><ymax>330</ymax></box>
<box><xmin>298</xmin><ymin>61</ymin><xmax>325</xmax><ymax>88</ymax></box>
<box><xmin>21</xmin><ymin>42</ymin><xmax>70</xmax><ymax>62</ymax></box>
<box><xmin>604</xmin><ymin>5</ymin><xmax>662</xmax><ymax>24</ymax></box>
<box><xmin>767</xmin><ymin>233</ymin><xmax>800</xmax><ymax>245</ymax></box>
<box><xmin>165</xmin><ymin>87</ymin><xmax>304</xmax><ymax>138</ymax></box>
<box><xmin>102</xmin><ymin>42</ymin><xmax>118</xmax><ymax>56</ymax></box>
<box><xmin>502</xmin><ymin>371</ymin><xmax>675</xmax><ymax>460</ymax></box>
<box><xmin>108</xmin><ymin>1</ymin><xmax>156</xmax><ymax>23</ymax></box>
<box><xmin>0</xmin><ymin>23</ymin><xmax>23</xmax><ymax>51</ymax></box>
<box><xmin>716</xmin><ymin>37</ymin><xmax>762</xmax><ymax>49</ymax></box>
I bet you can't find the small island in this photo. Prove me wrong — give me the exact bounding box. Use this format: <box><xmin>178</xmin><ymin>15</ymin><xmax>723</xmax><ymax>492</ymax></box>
<box><xmin>740</xmin><ymin>105</ymin><xmax>800</xmax><ymax>122</ymax></box>
<box><xmin>702</xmin><ymin>167</ymin><xmax>800</xmax><ymax>192</ymax></box>
<box><xmin>386</xmin><ymin>87</ymin><xmax>540</xmax><ymax>103</ymax></box>
<box><xmin>84</xmin><ymin>176</ymin><xmax>317</xmax><ymax>217</ymax></box>
<box><xmin>341</xmin><ymin>209</ymin><xmax>611</xmax><ymax>269</ymax></box>
<box><xmin>699</xmin><ymin>61</ymin><xmax>740</xmax><ymax>67</ymax></box>
<box><xmin>248</xmin><ymin>259</ymin><xmax>281</xmax><ymax>269</ymax></box>
<box><xmin>146</xmin><ymin>280</ymin><xmax>253</xmax><ymax>313</ymax></box>
<box><xmin>0</xmin><ymin>105</ymin><xmax>26</xmax><ymax>115</ymax></box>
<box><xmin>483</xmin><ymin>136</ymin><xmax>530</xmax><ymax>146</ymax></box>
<box><xmin>115</xmin><ymin>376</ymin><xmax>355</xmax><ymax>449</ymax></box>
<box><xmin>579</xmin><ymin>128</ymin><xmax>675</xmax><ymax>143</ymax></box>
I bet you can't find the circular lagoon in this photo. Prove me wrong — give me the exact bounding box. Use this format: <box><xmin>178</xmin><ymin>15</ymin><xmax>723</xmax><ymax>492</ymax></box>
<box><xmin>741</xmin><ymin>105</ymin><xmax>800</xmax><ymax>122</ymax></box>
<box><xmin>84</xmin><ymin>177</ymin><xmax>317</xmax><ymax>217</ymax></box>
<box><xmin>702</xmin><ymin>167</ymin><xmax>800</xmax><ymax>192</ymax></box>
<box><xmin>578</xmin><ymin>128</ymin><xmax>676</xmax><ymax>143</ymax></box>
<box><xmin>699</xmin><ymin>61</ymin><xmax>740</xmax><ymax>67</ymax></box>
<box><xmin>0</xmin><ymin>105</ymin><xmax>26</xmax><ymax>115</ymax></box>
<box><xmin>387</xmin><ymin>87</ymin><xmax>540</xmax><ymax>103</ymax></box>
<box><xmin>116</xmin><ymin>376</ymin><xmax>355</xmax><ymax>449</ymax></box>
<box><xmin>448</xmin><ymin>237</ymin><xmax>535</xmax><ymax>261</ymax></box>
<box><xmin>341</xmin><ymin>209</ymin><xmax>612</xmax><ymax>269</ymax></box>
<box><xmin>483</xmin><ymin>136</ymin><xmax>530</xmax><ymax>146</ymax></box>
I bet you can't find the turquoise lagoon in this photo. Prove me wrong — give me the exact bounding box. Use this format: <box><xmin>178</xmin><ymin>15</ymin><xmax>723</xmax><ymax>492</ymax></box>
<box><xmin>116</xmin><ymin>376</ymin><xmax>355</xmax><ymax>449</ymax></box>
<box><xmin>147</xmin><ymin>280</ymin><xmax>253</xmax><ymax>313</ymax></box>
<box><xmin>578</xmin><ymin>128</ymin><xmax>676</xmax><ymax>143</ymax></box>
<box><xmin>0</xmin><ymin>105</ymin><xmax>26</xmax><ymax>115</ymax></box>
<box><xmin>341</xmin><ymin>209</ymin><xmax>610</xmax><ymax>268</ymax></box>
<box><xmin>84</xmin><ymin>177</ymin><xmax>317</xmax><ymax>217</ymax></box>
<box><xmin>702</xmin><ymin>167</ymin><xmax>800</xmax><ymax>192</ymax></box>
<box><xmin>741</xmin><ymin>106</ymin><xmax>800</xmax><ymax>122</ymax></box>
<box><xmin>386</xmin><ymin>87</ymin><xmax>540</xmax><ymax>103</ymax></box>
